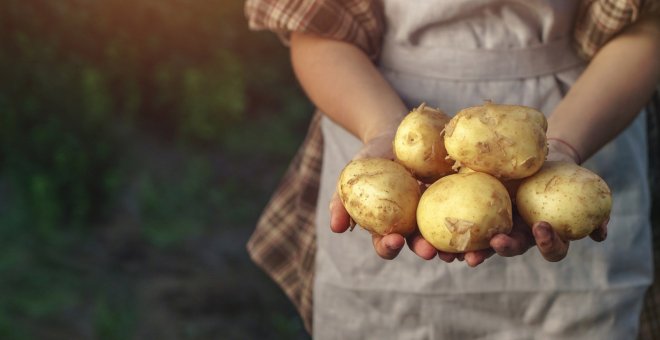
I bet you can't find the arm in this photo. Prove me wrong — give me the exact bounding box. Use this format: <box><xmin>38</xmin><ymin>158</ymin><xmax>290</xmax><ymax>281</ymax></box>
<box><xmin>546</xmin><ymin>11</ymin><xmax>660</xmax><ymax>163</ymax></box>
<box><xmin>290</xmin><ymin>32</ymin><xmax>438</xmax><ymax>260</ymax></box>
<box><xmin>491</xmin><ymin>11</ymin><xmax>660</xmax><ymax>262</ymax></box>
<box><xmin>290</xmin><ymin>32</ymin><xmax>406</xmax><ymax>144</ymax></box>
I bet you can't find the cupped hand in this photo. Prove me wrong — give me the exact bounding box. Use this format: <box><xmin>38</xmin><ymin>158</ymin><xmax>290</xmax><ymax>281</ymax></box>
<box><xmin>329</xmin><ymin>131</ymin><xmax>439</xmax><ymax>261</ymax></box>
<box><xmin>489</xmin><ymin>214</ymin><xmax>608</xmax><ymax>262</ymax></box>
<box><xmin>429</xmin><ymin>208</ymin><xmax>608</xmax><ymax>266</ymax></box>
<box><xmin>330</xmin><ymin>134</ymin><xmax>609</xmax><ymax>265</ymax></box>
<box><xmin>435</xmin><ymin>142</ymin><xmax>608</xmax><ymax>266</ymax></box>
<box><xmin>485</xmin><ymin>143</ymin><xmax>608</xmax><ymax>263</ymax></box>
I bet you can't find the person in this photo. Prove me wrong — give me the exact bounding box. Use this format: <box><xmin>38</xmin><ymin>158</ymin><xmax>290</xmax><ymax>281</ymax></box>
<box><xmin>245</xmin><ymin>0</ymin><xmax>660</xmax><ymax>338</ymax></box>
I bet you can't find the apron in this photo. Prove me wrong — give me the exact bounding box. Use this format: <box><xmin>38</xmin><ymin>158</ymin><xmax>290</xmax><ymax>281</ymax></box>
<box><xmin>313</xmin><ymin>1</ymin><xmax>653</xmax><ymax>338</ymax></box>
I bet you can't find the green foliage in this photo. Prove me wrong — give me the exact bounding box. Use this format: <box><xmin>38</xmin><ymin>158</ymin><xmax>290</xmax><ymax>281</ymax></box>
<box><xmin>0</xmin><ymin>0</ymin><xmax>310</xmax><ymax>337</ymax></box>
<box><xmin>138</xmin><ymin>155</ymin><xmax>218</xmax><ymax>247</ymax></box>
<box><xmin>93</xmin><ymin>293</ymin><xmax>137</xmax><ymax>340</ymax></box>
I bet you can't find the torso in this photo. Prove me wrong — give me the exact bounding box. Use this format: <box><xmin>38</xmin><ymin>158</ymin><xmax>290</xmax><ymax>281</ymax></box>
<box><xmin>313</xmin><ymin>1</ymin><xmax>652</xmax><ymax>338</ymax></box>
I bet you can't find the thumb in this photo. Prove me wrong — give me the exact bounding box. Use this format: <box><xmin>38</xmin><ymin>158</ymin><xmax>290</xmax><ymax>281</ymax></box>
<box><xmin>330</xmin><ymin>192</ymin><xmax>352</xmax><ymax>233</ymax></box>
<box><xmin>533</xmin><ymin>222</ymin><xmax>569</xmax><ymax>262</ymax></box>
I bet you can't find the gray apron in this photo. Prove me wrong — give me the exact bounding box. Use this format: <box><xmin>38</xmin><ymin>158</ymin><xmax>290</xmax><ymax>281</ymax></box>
<box><xmin>314</xmin><ymin>1</ymin><xmax>653</xmax><ymax>338</ymax></box>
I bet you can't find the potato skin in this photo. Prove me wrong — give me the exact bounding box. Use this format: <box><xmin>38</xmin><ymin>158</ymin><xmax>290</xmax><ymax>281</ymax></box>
<box><xmin>516</xmin><ymin>161</ymin><xmax>612</xmax><ymax>240</ymax></box>
<box><xmin>337</xmin><ymin>158</ymin><xmax>421</xmax><ymax>236</ymax></box>
<box><xmin>417</xmin><ymin>172</ymin><xmax>513</xmax><ymax>252</ymax></box>
<box><xmin>459</xmin><ymin>166</ymin><xmax>522</xmax><ymax>203</ymax></box>
<box><xmin>393</xmin><ymin>104</ymin><xmax>454</xmax><ymax>183</ymax></box>
<box><xmin>444</xmin><ymin>102</ymin><xmax>548</xmax><ymax>179</ymax></box>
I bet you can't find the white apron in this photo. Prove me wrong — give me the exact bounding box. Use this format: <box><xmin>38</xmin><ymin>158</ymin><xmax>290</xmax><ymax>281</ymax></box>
<box><xmin>314</xmin><ymin>1</ymin><xmax>653</xmax><ymax>338</ymax></box>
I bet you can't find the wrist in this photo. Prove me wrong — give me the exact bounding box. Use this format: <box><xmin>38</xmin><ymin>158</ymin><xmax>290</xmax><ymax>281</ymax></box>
<box><xmin>547</xmin><ymin>138</ymin><xmax>582</xmax><ymax>164</ymax></box>
<box><xmin>355</xmin><ymin>131</ymin><xmax>397</xmax><ymax>160</ymax></box>
<box><xmin>361</xmin><ymin>114</ymin><xmax>406</xmax><ymax>144</ymax></box>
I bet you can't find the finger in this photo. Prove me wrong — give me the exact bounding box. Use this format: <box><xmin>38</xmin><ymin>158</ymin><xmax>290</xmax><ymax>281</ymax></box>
<box><xmin>490</xmin><ymin>230</ymin><xmax>534</xmax><ymax>257</ymax></box>
<box><xmin>490</xmin><ymin>234</ymin><xmax>525</xmax><ymax>257</ymax></box>
<box><xmin>490</xmin><ymin>215</ymin><xmax>536</xmax><ymax>257</ymax></box>
<box><xmin>406</xmin><ymin>233</ymin><xmax>437</xmax><ymax>260</ymax></box>
<box><xmin>437</xmin><ymin>251</ymin><xmax>457</xmax><ymax>263</ymax></box>
<box><xmin>589</xmin><ymin>217</ymin><xmax>609</xmax><ymax>242</ymax></box>
<box><xmin>490</xmin><ymin>214</ymin><xmax>535</xmax><ymax>257</ymax></box>
<box><xmin>329</xmin><ymin>192</ymin><xmax>351</xmax><ymax>233</ymax></box>
<box><xmin>372</xmin><ymin>233</ymin><xmax>405</xmax><ymax>260</ymax></box>
<box><xmin>465</xmin><ymin>249</ymin><xmax>495</xmax><ymax>267</ymax></box>
<box><xmin>533</xmin><ymin>222</ymin><xmax>569</xmax><ymax>262</ymax></box>
<box><xmin>456</xmin><ymin>253</ymin><xmax>465</xmax><ymax>262</ymax></box>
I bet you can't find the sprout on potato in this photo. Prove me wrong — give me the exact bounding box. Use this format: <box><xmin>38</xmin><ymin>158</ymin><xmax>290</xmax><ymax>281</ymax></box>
<box><xmin>444</xmin><ymin>102</ymin><xmax>548</xmax><ymax>179</ymax></box>
<box><xmin>516</xmin><ymin>161</ymin><xmax>612</xmax><ymax>240</ymax></box>
<box><xmin>393</xmin><ymin>103</ymin><xmax>454</xmax><ymax>183</ymax></box>
<box><xmin>417</xmin><ymin>172</ymin><xmax>513</xmax><ymax>252</ymax></box>
<box><xmin>337</xmin><ymin>158</ymin><xmax>421</xmax><ymax>236</ymax></box>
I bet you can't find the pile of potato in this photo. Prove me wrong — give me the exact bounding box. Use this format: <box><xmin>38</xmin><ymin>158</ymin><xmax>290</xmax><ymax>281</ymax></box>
<box><xmin>337</xmin><ymin>102</ymin><xmax>612</xmax><ymax>253</ymax></box>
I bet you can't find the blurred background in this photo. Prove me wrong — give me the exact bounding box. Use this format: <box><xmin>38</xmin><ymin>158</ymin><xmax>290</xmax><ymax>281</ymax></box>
<box><xmin>1</xmin><ymin>0</ymin><xmax>312</xmax><ymax>338</ymax></box>
<box><xmin>2</xmin><ymin>1</ymin><xmax>659</xmax><ymax>340</ymax></box>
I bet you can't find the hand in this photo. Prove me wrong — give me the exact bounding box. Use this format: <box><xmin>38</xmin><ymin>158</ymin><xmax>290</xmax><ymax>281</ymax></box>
<box><xmin>432</xmin><ymin>212</ymin><xmax>608</xmax><ymax>266</ymax></box>
<box><xmin>329</xmin><ymin>130</ymin><xmax>439</xmax><ymax>261</ymax></box>
<box><xmin>488</xmin><ymin>214</ymin><xmax>608</xmax><ymax>262</ymax></box>
<box><xmin>486</xmin><ymin>142</ymin><xmax>608</xmax><ymax>262</ymax></box>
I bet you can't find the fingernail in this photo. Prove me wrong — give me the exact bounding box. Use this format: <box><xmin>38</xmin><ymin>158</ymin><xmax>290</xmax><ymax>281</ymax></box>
<box><xmin>385</xmin><ymin>240</ymin><xmax>399</xmax><ymax>251</ymax></box>
<box><xmin>534</xmin><ymin>223</ymin><xmax>552</xmax><ymax>240</ymax></box>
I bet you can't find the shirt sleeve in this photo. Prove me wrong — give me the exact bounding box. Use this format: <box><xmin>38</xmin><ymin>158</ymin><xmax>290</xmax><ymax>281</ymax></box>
<box><xmin>574</xmin><ymin>0</ymin><xmax>657</xmax><ymax>60</ymax></box>
<box><xmin>245</xmin><ymin>0</ymin><xmax>384</xmax><ymax>60</ymax></box>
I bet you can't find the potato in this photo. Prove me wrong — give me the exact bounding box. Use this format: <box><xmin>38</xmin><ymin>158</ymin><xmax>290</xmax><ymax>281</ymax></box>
<box><xmin>393</xmin><ymin>104</ymin><xmax>454</xmax><ymax>183</ymax></box>
<box><xmin>337</xmin><ymin>158</ymin><xmax>421</xmax><ymax>236</ymax></box>
<box><xmin>444</xmin><ymin>102</ymin><xmax>548</xmax><ymax>179</ymax></box>
<box><xmin>417</xmin><ymin>172</ymin><xmax>513</xmax><ymax>252</ymax></box>
<box><xmin>459</xmin><ymin>166</ymin><xmax>521</xmax><ymax>203</ymax></box>
<box><xmin>516</xmin><ymin>161</ymin><xmax>612</xmax><ymax>240</ymax></box>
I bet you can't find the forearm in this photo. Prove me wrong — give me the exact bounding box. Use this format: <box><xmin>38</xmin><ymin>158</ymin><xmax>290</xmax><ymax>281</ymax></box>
<box><xmin>547</xmin><ymin>12</ymin><xmax>660</xmax><ymax>162</ymax></box>
<box><xmin>290</xmin><ymin>32</ymin><xmax>407</xmax><ymax>143</ymax></box>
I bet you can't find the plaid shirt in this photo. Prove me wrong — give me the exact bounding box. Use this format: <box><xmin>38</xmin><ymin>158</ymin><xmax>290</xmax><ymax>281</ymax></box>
<box><xmin>244</xmin><ymin>0</ymin><xmax>660</xmax><ymax>336</ymax></box>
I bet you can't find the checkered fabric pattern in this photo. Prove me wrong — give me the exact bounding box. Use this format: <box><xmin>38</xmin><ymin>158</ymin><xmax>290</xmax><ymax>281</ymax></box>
<box><xmin>245</xmin><ymin>0</ymin><xmax>384</xmax><ymax>59</ymax></box>
<box><xmin>246</xmin><ymin>111</ymin><xmax>322</xmax><ymax>333</ymax></box>
<box><xmin>574</xmin><ymin>0</ymin><xmax>643</xmax><ymax>59</ymax></box>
